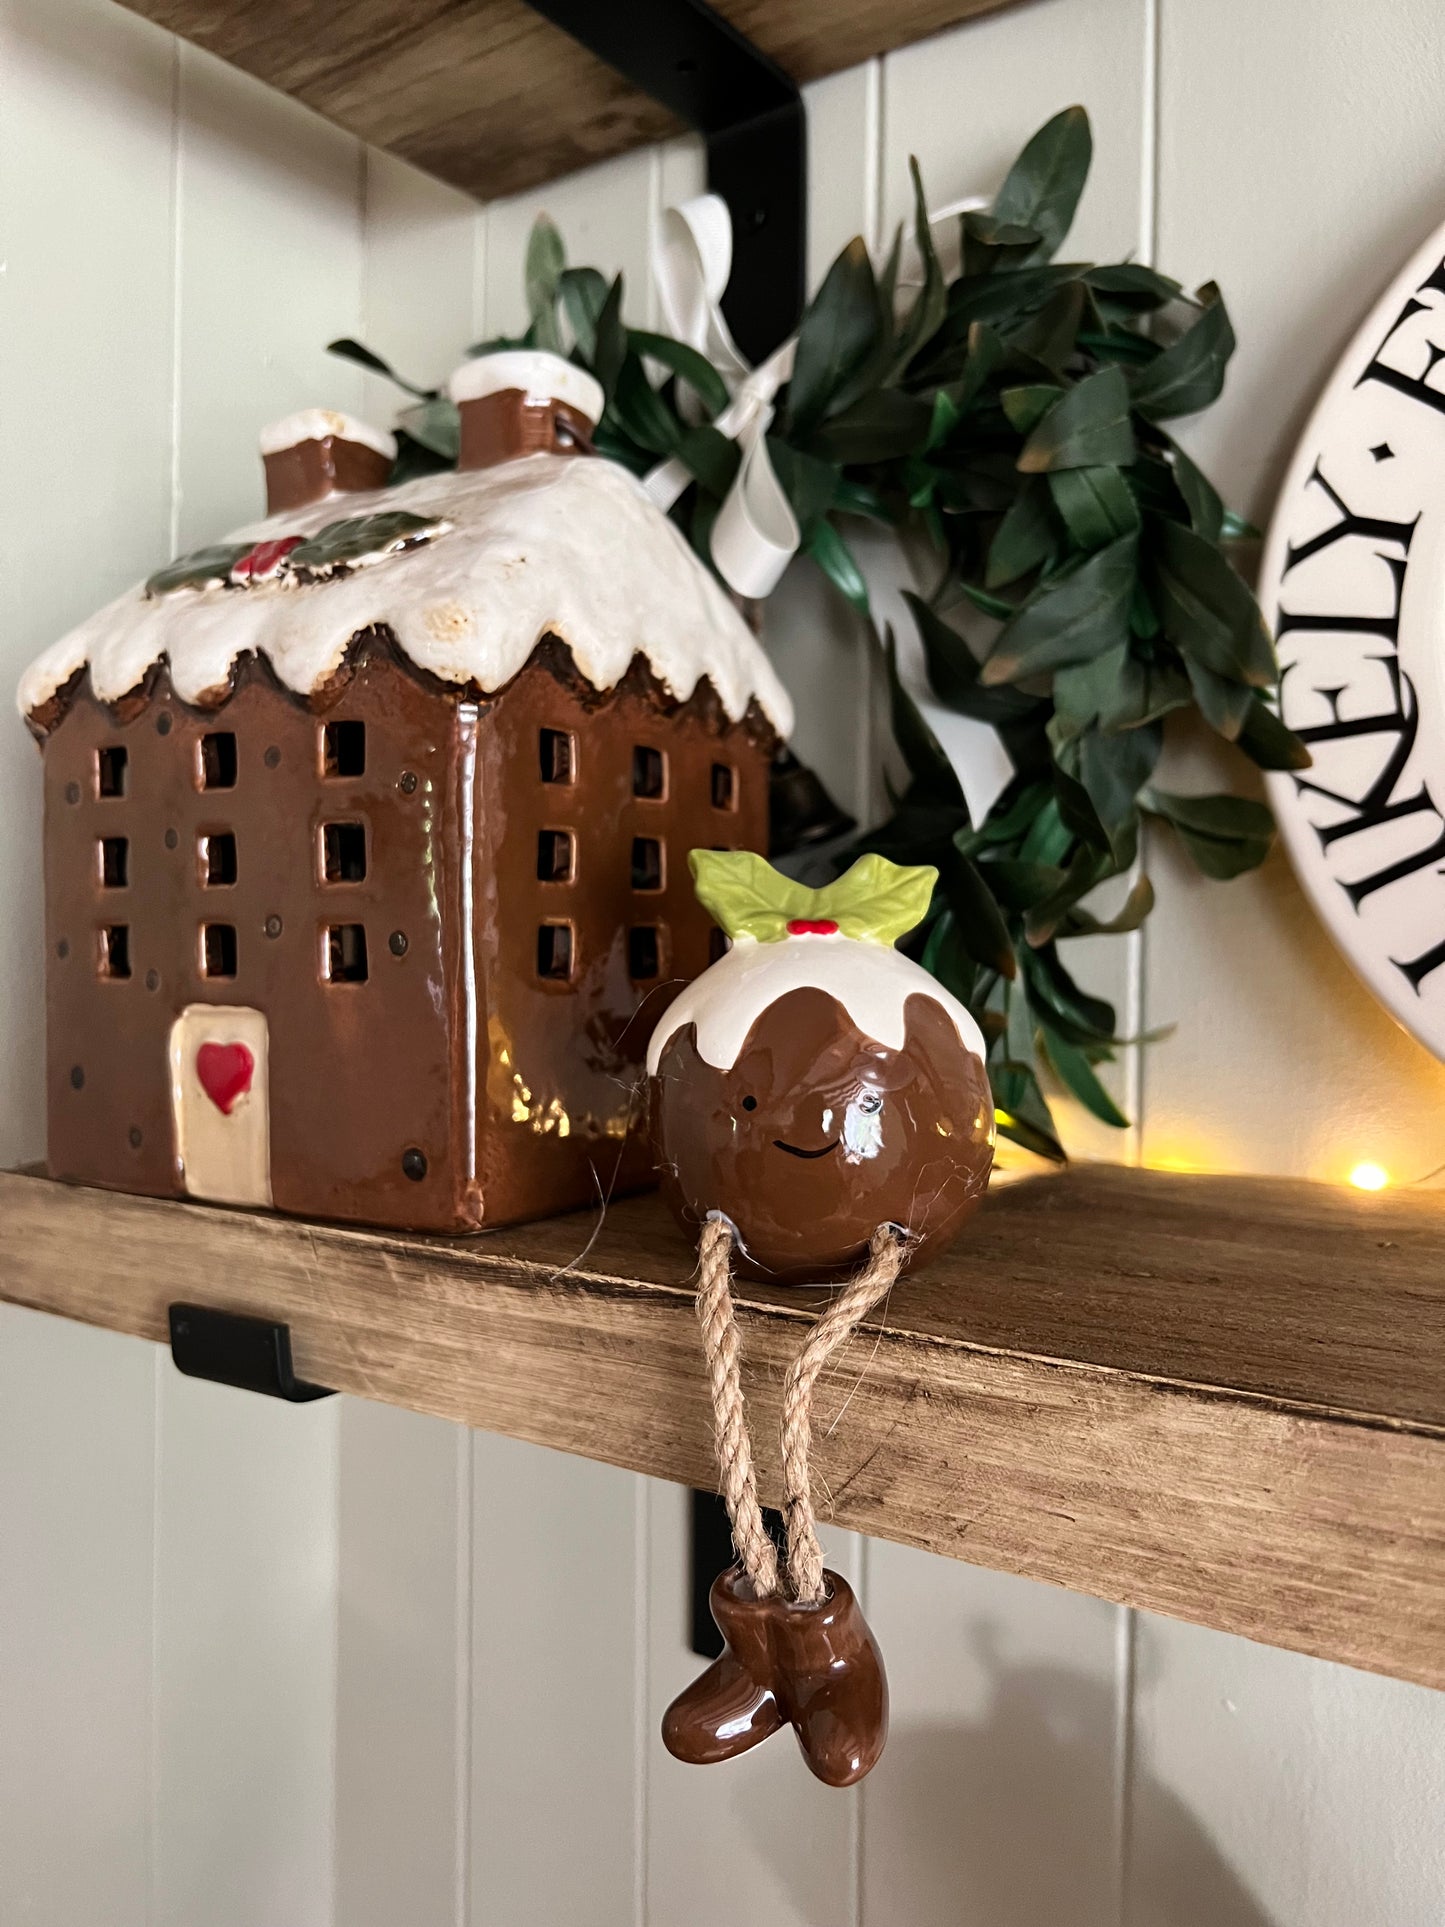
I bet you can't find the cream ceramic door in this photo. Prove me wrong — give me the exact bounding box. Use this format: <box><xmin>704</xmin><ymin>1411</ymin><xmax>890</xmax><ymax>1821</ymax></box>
<box><xmin>168</xmin><ymin>1004</ymin><xmax>272</xmax><ymax>1207</ymax></box>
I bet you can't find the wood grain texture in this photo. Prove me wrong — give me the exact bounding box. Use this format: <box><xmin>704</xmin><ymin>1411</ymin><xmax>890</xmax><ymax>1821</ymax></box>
<box><xmin>114</xmin><ymin>0</ymin><xmax>1029</xmax><ymax>202</ymax></box>
<box><xmin>2</xmin><ymin>1163</ymin><xmax>1443</xmax><ymax>1692</ymax></box>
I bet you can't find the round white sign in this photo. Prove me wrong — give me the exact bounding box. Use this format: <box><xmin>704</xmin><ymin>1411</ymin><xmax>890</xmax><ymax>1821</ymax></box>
<box><xmin>1261</xmin><ymin>217</ymin><xmax>1445</xmax><ymax>1060</ymax></box>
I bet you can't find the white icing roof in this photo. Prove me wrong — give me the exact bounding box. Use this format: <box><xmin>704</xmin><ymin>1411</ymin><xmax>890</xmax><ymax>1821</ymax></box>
<box><xmin>18</xmin><ymin>454</ymin><xmax>793</xmax><ymax>734</ymax></box>
<box><xmin>258</xmin><ymin>409</ymin><xmax>396</xmax><ymax>459</ymax></box>
<box><xmin>646</xmin><ymin>933</ymin><xmax>987</xmax><ymax>1075</ymax></box>
<box><xmin>448</xmin><ymin>350</ymin><xmax>603</xmax><ymax>426</ymax></box>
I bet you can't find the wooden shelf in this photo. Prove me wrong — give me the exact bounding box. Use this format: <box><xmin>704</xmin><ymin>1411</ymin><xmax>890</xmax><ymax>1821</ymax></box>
<box><xmin>3</xmin><ymin>1163</ymin><xmax>1443</xmax><ymax>1690</ymax></box>
<box><xmin>115</xmin><ymin>0</ymin><xmax>1028</xmax><ymax>202</ymax></box>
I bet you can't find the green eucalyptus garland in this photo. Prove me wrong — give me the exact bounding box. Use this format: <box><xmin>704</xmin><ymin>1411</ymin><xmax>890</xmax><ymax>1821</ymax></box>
<box><xmin>330</xmin><ymin>105</ymin><xmax>1307</xmax><ymax>1163</ymax></box>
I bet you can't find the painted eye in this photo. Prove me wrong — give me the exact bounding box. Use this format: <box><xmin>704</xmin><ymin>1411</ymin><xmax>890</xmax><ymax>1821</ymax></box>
<box><xmin>741</xmin><ymin>1095</ymin><xmax>758</xmax><ymax>1111</ymax></box>
<box><xmin>856</xmin><ymin>1092</ymin><xmax>883</xmax><ymax>1115</ymax></box>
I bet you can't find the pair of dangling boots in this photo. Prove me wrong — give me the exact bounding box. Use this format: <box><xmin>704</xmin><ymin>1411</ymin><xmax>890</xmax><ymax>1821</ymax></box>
<box><xmin>662</xmin><ymin>1566</ymin><xmax>887</xmax><ymax>1787</ymax></box>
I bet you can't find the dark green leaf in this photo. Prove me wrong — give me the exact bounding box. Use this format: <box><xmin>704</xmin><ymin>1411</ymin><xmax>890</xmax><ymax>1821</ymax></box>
<box><xmin>806</xmin><ymin>519</ymin><xmax>869</xmax><ymax>612</ymax></box>
<box><xmin>770</xmin><ymin>440</ymin><xmax>839</xmax><ymax>530</ymax></box>
<box><xmin>398</xmin><ymin>396</ymin><xmax>460</xmax><ymax>461</ymax></box>
<box><xmin>326</xmin><ymin>338</ymin><xmax>435</xmax><ymax>399</ymax></box>
<box><xmin>1130</xmin><ymin>288</ymin><xmax>1236</xmax><ymax>421</ymax></box>
<box><xmin>940</xmin><ymin>846</ymin><xmax>1016</xmax><ymax>977</ymax></box>
<box><xmin>388</xmin><ymin>428</ymin><xmax>456</xmax><ymax>485</ymax></box>
<box><xmin>919</xmin><ymin>909</ymin><xmax>978</xmax><ymax>1009</ymax></box>
<box><xmin>810</xmin><ymin>389</ymin><xmax>933</xmax><ymax>462</ymax></box>
<box><xmin>1053</xmin><ymin>641</ymin><xmax>1190</xmax><ymax>734</ymax></box>
<box><xmin>1143</xmin><ymin>786</ymin><xmax>1276</xmax><ymax>879</ymax></box>
<box><xmin>1008</xmin><ymin>281</ymin><xmax>1087</xmax><ymax>373</ymax></box>
<box><xmin>1083</xmin><ymin>264</ymin><xmax>1183</xmax><ymax>308</ymax></box>
<box><xmin>961</xmin><ymin>210</ymin><xmax>1043</xmax><ymax>277</ymax></box>
<box><xmin>146</xmin><ymin>542</ymin><xmax>251</xmax><ymax>597</ymax></box>
<box><xmin>676</xmin><ymin>425</ymin><xmax>740</xmax><ymax>497</ymax></box>
<box><xmin>1040</xmin><ymin>1027</ymin><xmax>1129</xmax><ymax>1126</ymax></box>
<box><xmin>982</xmin><ymin>532</ymin><xmax>1137</xmax><ymax>683</ymax></box>
<box><xmin>628</xmin><ymin>330</ymin><xmax>729</xmax><ymax>416</ymax></box>
<box><xmin>1019</xmin><ymin>365</ymin><xmax>1136</xmax><ymax>472</ymax></box>
<box><xmin>609</xmin><ymin>354</ymin><xmax>682</xmax><ymax>456</ymax></box>
<box><xmin>987</xmin><ymin>477</ymin><xmax>1059</xmax><ymax>588</ymax></box>
<box><xmin>1148</xmin><ymin>515</ymin><xmax>1276</xmax><ymax>687</ymax></box>
<box><xmin>1183</xmin><ymin>654</ymin><xmax>1254</xmax><ymax>742</ymax></box>
<box><xmin>1048</xmin><ymin>465</ymin><xmax>1140</xmax><ymax>549</ymax></box>
<box><xmin>1002</xmin><ymin>383</ymin><xmax>1064</xmax><ymax>435</ymax></box>
<box><xmin>888</xmin><ymin>158</ymin><xmax>948</xmax><ymax>375</ymax></box>
<box><xmin>1238</xmin><ymin>697</ymin><xmax>1312</xmax><ymax>773</ymax></box>
<box><xmin>975</xmin><ymin>858</ymin><xmax>1065</xmax><ymax>910</ymax></box>
<box><xmin>787</xmin><ymin>237</ymin><xmax>880</xmax><ymax>436</ymax></box>
<box><xmin>992</xmin><ymin>105</ymin><xmax>1093</xmax><ymax>261</ymax></box>
<box><xmin>524</xmin><ymin>215</ymin><xmax>565</xmax><ymax>351</ymax></box>
<box><xmin>1168</xmin><ymin>440</ymin><xmax>1224</xmax><ymax>542</ymax></box>
<box><xmin>991</xmin><ymin>1060</ymin><xmax>1067</xmax><ymax>1162</ymax></box>
<box><xmin>1057</xmin><ymin>722</ymin><xmax>1158</xmax><ymax>861</ymax></box>
<box><xmin>558</xmin><ymin>267</ymin><xmax>609</xmax><ymax>359</ymax></box>
<box><xmin>592</xmin><ymin>277</ymin><xmax>627</xmax><ymax>398</ymax></box>
<box><xmin>884</xmin><ymin>625</ymin><xmax>966</xmax><ymax>810</ymax></box>
<box><xmin>1041</xmin><ymin>870</ymin><xmax>1154</xmax><ymax>941</ymax></box>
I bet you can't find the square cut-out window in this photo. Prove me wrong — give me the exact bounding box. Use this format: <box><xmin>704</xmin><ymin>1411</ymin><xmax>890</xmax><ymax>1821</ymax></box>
<box><xmin>632</xmin><ymin>746</ymin><xmax>665</xmax><ymax>800</ymax></box>
<box><xmin>99</xmin><ymin>924</ymin><xmax>131</xmax><ymax>979</ymax></box>
<box><xmin>708</xmin><ymin>927</ymin><xmax>729</xmax><ymax>965</ymax></box>
<box><xmin>199</xmin><ymin>732</ymin><xmax>237</xmax><ymax>791</ymax></box>
<box><xmin>628</xmin><ymin>925</ymin><xmax>661</xmax><ymax>981</ymax></box>
<box><xmin>537</xmin><ymin>829</ymin><xmax>574</xmax><ymax>883</ymax></box>
<box><xmin>631</xmin><ymin>836</ymin><xmax>663</xmax><ymax>892</ymax></box>
<box><xmin>537</xmin><ymin>922</ymin><xmax>574</xmax><ymax>981</ymax></box>
<box><xmin>202</xmin><ymin>923</ymin><xmax>237</xmax><ymax>979</ymax></box>
<box><xmin>97</xmin><ymin>745</ymin><xmax>128</xmax><ymax>798</ymax></box>
<box><xmin>100</xmin><ymin>836</ymin><xmax>129</xmax><ymax>889</ymax></box>
<box><xmin>711</xmin><ymin>762</ymin><xmax>738</xmax><ymax>811</ymax></box>
<box><xmin>322</xmin><ymin>720</ymin><xmax>366</xmax><ymax>779</ymax></box>
<box><xmin>322</xmin><ymin>821</ymin><xmax>367</xmax><ymax>883</ymax></box>
<box><xmin>539</xmin><ymin>728</ymin><xmax>574</xmax><ymax>785</ymax></box>
<box><xmin>325</xmin><ymin>923</ymin><xmax>368</xmax><ymax>983</ymax></box>
<box><xmin>201</xmin><ymin>832</ymin><xmax>237</xmax><ymax>887</ymax></box>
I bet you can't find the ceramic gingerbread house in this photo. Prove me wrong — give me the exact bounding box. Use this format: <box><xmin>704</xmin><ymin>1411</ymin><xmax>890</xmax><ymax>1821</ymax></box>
<box><xmin>18</xmin><ymin>350</ymin><xmax>791</xmax><ymax>1233</ymax></box>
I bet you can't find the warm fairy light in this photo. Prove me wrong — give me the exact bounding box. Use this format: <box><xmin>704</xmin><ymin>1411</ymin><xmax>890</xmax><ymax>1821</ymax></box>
<box><xmin>1348</xmin><ymin>1161</ymin><xmax>1389</xmax><ymax>1192</ymax></box>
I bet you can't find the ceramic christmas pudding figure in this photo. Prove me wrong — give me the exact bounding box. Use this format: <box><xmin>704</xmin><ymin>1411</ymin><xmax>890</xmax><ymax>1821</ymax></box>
<box><xmin>18</xmin><ymin>349</ymin><xmax>790</xmax><ymax>1233</ymax></box>
<box><xmin>648</xmin><ymin>851</ymin><xmax>994</xmax><ymax>1786</ymax></box>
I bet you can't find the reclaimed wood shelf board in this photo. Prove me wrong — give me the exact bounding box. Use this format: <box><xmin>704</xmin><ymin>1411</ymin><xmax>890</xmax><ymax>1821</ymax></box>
<box><xmin>2</xmin><ymin>1162</ymin><xmax>1443</xmax><ymax>1691</ymax></box>
<box><xmin>114</xmin><ymin>0</ymin><xmax>1030</xmax><ymax>201</ymax></box>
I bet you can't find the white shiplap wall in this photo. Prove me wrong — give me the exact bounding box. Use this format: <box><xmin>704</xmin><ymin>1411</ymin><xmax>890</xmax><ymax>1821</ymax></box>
<box><xmin>3</xmin><ymin>1</ymin><xmax>1445</xmax><ymax>1923</ymax></box>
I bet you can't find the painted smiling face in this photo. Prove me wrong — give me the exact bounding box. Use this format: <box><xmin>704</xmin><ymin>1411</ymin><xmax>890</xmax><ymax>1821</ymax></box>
<box><xmin>647</xmin><ymin>854</ymin><xmax>995</xmax><ymax>1283</ymax></box>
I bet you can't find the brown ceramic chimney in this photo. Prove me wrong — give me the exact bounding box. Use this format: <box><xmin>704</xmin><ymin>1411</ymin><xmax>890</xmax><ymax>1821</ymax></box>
<box><xmin>447</xmin><ymin>350</ymin><xmax>604</xmax><ymax>472</ymax></box>
<box><xmin>260</xmin><ymin>410</ymin><xmax>396</xmax><ymax>514</ymax></box>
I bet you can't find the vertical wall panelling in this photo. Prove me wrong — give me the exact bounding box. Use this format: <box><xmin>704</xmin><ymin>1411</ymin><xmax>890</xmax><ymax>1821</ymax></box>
<box><xmin>151</xmin><ymin>45</ymin><xmax>364</xmax><ymax>1927</ymax></box>
<box><xmin>332</xmin><ymin>150</ymin><xmax>482</xmax><ymax>1927</ymax></box>
<box><xmin>0</xmin><ymin>5</ymin><xmax>175</xmax><ymax>1922</ymax></box>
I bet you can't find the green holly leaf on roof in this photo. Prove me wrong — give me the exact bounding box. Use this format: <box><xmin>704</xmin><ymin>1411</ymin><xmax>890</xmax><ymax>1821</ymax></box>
<box><xmin>690</xmin><ymin>850</ymin><xmax>937</xmax><ymax>948</ymax></box>
<box><xmin>288</xmin><ymin>510</ymin><xmax>449</xmax><ymax>574</ymax></box>
<box><xmin>145</xmin><ymin>543</ymin><xmax>251</xmax><ymax>598</ymax></box>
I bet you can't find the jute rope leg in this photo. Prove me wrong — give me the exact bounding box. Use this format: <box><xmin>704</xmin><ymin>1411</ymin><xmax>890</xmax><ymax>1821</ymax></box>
<box><xmin>779</xmin><ymin>1226</ymin><xmax>906</xmax><ymax>1604</ymax></box>
<box><xmin>695</xmin><ymin>1217</ymin><xmax>906</xmax><ymax>1603</ymax></box>
<box><xmin>696</xmin><ymin>1216</ymin><xmax>780</xmax><ymax>1599</ymax></box>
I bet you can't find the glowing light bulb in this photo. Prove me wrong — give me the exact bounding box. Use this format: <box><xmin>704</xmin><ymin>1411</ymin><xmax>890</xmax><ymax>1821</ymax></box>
<box><xmin>1349</xmin><ymin>1161</ymin><xmax>1389</xmax><ymax>1192</ymax></box>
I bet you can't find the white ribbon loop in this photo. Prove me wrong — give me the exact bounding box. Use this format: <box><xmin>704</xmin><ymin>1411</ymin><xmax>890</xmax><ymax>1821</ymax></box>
<box><xmin>644</xmin><ymin>188</ymin><xmax>989</xmax><ymax>602</ymax></box>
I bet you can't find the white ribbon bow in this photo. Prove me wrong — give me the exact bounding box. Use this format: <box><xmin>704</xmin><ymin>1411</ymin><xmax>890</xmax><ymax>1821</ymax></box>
<box><xmin>644</xmin><ymin>191</ymin><xmax>988</xmax><ymax>603</ymax></box>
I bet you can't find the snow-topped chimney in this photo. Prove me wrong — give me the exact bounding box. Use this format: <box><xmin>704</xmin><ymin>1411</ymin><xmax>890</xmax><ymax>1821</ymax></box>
<box><xmin>260</xmin><ymin>410</ymin><xmax>396</xmax><ymax>514</ymax></box>
<box><xmin>447</xmin><ymin>350</ymin><xmax>602</xmax><ymax>472</ymax></box>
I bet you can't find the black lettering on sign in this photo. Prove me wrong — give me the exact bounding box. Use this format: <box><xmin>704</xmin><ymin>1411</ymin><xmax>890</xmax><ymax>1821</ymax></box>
<box><xmin>1355</xmin><ymin>259</ymin><xmax>1445</xmax><ymax>417</ymax></box>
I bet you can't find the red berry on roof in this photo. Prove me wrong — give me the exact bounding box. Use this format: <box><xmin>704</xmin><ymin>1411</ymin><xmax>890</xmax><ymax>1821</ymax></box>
<box><xmin>786</xmin><ymin>917</ymin><xmax>839</xmax><ymax>936</ymax></box>
<box><xmin>232</xmin><ymin>535</ymin><xmax>303</xmax><ymax>581</ymax></box>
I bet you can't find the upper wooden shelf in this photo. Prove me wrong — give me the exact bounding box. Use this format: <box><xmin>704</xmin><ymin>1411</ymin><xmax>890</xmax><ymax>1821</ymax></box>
<box><xmin>2</xmin><ymin>1162</ymin><xmax>1443</xmax><ymax>1693</ymax></box>
<box><xmin>115</xmin><ymin>0</ymin><xmax>1026</xmax><ymax>201</ymax></box>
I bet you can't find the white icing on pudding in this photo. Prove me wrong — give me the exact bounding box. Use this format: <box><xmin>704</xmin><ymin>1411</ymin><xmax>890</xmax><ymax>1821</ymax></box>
<box><xmin>258</xmin><ymin>409</ymin><xmax>397</xmax><ymax>460</ymax></box>
<box><xmin>18</xmin><ymin>453</ymin><xmax>792</xmax><ymax>734</ymax></box>
<box><xmin>447</xmin><ymin>350</ymin><xmax>604</xmax><ymax>428</ymax></box>
<box><xmin>645</xmin><ymin>933</ymin><xmax>987</xmax><ymax>1076</ymax></box>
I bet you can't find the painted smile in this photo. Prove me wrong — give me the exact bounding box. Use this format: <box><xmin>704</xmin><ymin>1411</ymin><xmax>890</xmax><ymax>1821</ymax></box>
<box><xmin>773</xmin><ymin>1137</ymin><xmax>840</xmax><ymax>1160</ymax></box>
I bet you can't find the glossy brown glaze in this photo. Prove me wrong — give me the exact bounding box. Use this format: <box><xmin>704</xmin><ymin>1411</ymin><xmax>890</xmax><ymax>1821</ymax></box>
<box><xmin>263</xmin><ymin>434</ymin><xmax>392</xmax><ymax>513</ymax></box>
<box><xmin>652</xmin><ymin>986</ymin><xmax>994</xmax><ymax>1283</ymax></box>
<box><xmin>662</xmin><ymin>1567</ymin><xmax>888</xmax><ymax>1787</ymax></box>
<box><xmin>39</xmin><ymin>636</ymin><xmax>773</xmax><ymax>1233</ymax></box>
<box><xmin>457</xmin><ymin>390</ymin><xmax>596</xmax><ymax>471</ymax></box>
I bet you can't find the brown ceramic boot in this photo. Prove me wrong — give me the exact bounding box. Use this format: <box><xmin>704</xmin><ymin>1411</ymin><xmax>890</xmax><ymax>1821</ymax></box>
<box><xmin>662</xmin><ymin>1567</ymin><xmax>888</xmax><ymax>1787</ymax></box>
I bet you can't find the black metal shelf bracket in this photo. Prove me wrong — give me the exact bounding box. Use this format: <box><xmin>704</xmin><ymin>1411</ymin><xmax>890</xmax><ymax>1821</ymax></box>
<box><xmin>169</xmin><ymin>1303</ymin><xmax>334</xmax><ymax>1403</ymax></box>
<box><xmin>522</xmin><ymin>0</ymin><xmax>807</xmax><ymax>363</ymax></box>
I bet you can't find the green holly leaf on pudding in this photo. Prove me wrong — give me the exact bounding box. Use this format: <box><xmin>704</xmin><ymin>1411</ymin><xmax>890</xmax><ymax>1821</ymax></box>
<box><xmin>145</xmin><ymin>543</ymin><xmax>252</xmax><ymax>597</ymax></box>
<box><xmin>690</xmin><ymin>850</ymin><xmax>938</xmax><ymax>948</ymax></box>
<box><xmin>288</xmin><ymin>511</ymin><xmax>449</xmax><ymax>575</ymax></box>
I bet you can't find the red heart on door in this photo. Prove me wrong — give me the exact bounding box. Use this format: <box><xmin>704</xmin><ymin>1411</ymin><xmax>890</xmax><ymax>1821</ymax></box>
<box><xmin>196</xmin><ymin>1041</ymin><xmax>255</xmax><ymax>1116</ymax></box>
